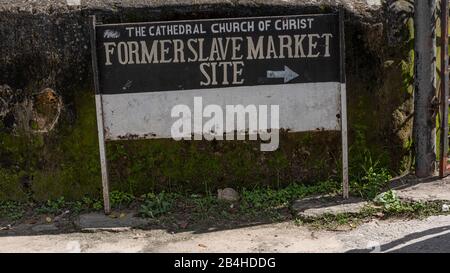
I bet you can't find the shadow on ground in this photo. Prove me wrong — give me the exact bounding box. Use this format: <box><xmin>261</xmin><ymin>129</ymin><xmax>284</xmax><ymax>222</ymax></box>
<box><xmin>347</xmin><ymin>225</ymin><xmax>450</xmax><ymax>253</ymax></box>
<box><xmin>0</xmin><ymin>206</ymin><xmax>294</xmax><ymax>238</ymax></box>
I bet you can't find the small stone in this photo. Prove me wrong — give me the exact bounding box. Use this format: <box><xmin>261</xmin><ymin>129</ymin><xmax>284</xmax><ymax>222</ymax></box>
<box><xmin>31</xmin><ymin>224</ymin><xmax>58</xmax><ymax>232</ymax></box>
<box><xmin>442</xmin><ymin>204</ymin><xmax>449</xmax><ymax>212</ymax></box>
<box><xmin>45</xmin><ymin>217</ymin><xmax>52</xmax><ymax>223</ymax></box>
<box><xmin>375</xmin><ymin>212</ymin><xmax>385</xmax><ymax>218</ymax></box>
<box><xmin>217</xmin><ymin>188</ymin><xmax>239</xmax><ymax>202</ymax></box>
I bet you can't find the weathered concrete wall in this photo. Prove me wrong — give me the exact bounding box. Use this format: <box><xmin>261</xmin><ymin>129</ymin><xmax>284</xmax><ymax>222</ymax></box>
<box><xmin>0</xmin><ymin>0</ymin><xmax>414</xmax><ymax>201</ymax></box>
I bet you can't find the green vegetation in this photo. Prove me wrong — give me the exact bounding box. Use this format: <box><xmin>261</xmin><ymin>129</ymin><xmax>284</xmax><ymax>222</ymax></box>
<box><xmin>36</xmin><ymin>197</ymin><xmax>68</xmax><ymax>214</ymax></box>
<box><xmin>0</xmin><ymin>151</ymin><xmax>401</xmax><ymax>224</ymax></box>
<box><xmin>348</xmin><ymin>123</ymin><xmax>393</xmax><ymax>199</ymax></box>
<box><xmin>240</xmin><ymin>180</ymin><xmax>340</xmax><ymax>211</ymax></box>
<box><xmin>0</xmin><ymin>180</ymin><xmax>340</xmax><ymax>222</ymax></box>
<box><xmin>373</xmin><ymin>189</ymin><xmax>443</xmax><ymax>216</ymax></box>
<box><xmin>110</xmin><ymin>190</ymin><xmax>134</xmax><ymax>208</ymax></box>
<box><xmin>0</xmin><ymin>201</ymin><xmax>25</xmax><ymax>221</ymax></box>
<box><xmin>1</xmin><ymin>166</ymin><xmax>447</xmax><ymax>232</ymax></box>
<box><xmin>139</xmin><ymin>192</ymin><xmax>175</xmax><ymax>218</ymax></box>
<box><xmin>351</xmin><ymin>164</ymin><xmax>392</xmax><ymax>199</ymax></box>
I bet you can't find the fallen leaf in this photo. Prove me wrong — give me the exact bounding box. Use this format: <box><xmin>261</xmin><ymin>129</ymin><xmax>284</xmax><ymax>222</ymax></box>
<box><xmin>119</xmin><ymin>213</ymin><xmax>126</xmax><ymax>218</ymax></box>
<box><xmin>45</xmin><ymin>217</ymin><xmax>52</xmax><ymax>223</ymax></box>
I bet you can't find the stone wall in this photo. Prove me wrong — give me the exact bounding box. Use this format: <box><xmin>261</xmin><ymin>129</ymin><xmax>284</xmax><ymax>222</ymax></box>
<box><xmin>0</xmin><ymin>0</ymin><xmax>414</xmax><ymax>201</ymax></box>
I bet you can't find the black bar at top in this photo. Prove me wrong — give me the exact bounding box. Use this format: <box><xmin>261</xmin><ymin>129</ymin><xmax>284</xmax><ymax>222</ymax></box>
<box><xmin>94</xmin><ymin>13</ymin><xmax>341</xmax><ymax>95</ymax></box>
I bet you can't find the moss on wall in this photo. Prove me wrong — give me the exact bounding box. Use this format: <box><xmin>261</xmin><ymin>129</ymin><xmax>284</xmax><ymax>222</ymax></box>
<box><xmin>0</xmin><ymin>1</ymin><xmax>415</xmax><ymax>201</ymax></box>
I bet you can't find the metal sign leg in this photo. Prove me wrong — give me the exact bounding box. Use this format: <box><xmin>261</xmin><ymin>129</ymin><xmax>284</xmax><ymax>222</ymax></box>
<box><xmin>90</xmin><ymin>15</ymin><xmax>111</xmax><ymax>214</ymax></box>
<box><xmin>341</xmin><ymin>83</ymin><xmax>349</xmax><ymax>198</ymax></box>
<box><xmin>95</xmin><ymin>94</ymin><xmax>111</xmax><ymax>214</ymax></box>
<box><xmin>339</xmin><ymin>7</ymin><xmax>349</xmax><ymax>198</ymax></box>
<box><xmin>440</xmin><ymin>0</ymin><xmax>449</xmax><ymax>178</ymax></box>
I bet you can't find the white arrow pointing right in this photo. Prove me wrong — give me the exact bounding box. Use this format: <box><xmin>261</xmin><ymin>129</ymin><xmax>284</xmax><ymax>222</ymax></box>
<box><xmin>266</xmin><ymin>65</ymin><xmax>299</xmax><ymax>83</ymax></box>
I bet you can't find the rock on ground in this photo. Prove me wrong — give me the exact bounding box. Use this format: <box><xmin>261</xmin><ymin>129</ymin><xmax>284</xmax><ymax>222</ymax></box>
<box><xmin>394</xmin><ymin>177</ymin><xmax>450</xmax><ymax>202</ymax></box>
<box><xmin>30</xmin><ymin>224</ymin><xmax>58</xmax><ymax>233</ymax></box>
<box><xmin>75</xmin><ymin>212</ymin><xmax>151</xmax><ymax>232</ymax></box>
<box><xmin>217</xmin><ymin>188</ymin><xmax>240</xmax><ymax>202</ymax></box>
<box><xmin>292</xmin><ymin>195</ymin><xmax>368</xmax><ymax>217</ymax></box>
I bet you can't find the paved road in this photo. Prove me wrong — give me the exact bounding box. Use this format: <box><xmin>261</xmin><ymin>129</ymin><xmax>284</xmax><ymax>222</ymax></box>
<box><xmin>1</xmin><ymin>215</ymin><xmax>450</xmax><ymax>252</ymax></box>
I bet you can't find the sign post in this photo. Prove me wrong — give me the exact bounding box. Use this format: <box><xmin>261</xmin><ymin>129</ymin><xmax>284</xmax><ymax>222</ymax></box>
<box><xmin>439</xmin><ymin>0</ymin><xmax>449</xmax><ymax>178</ymax></box>
<box><xmin>90</xmin><ymin>12</ymin><xmax>348</xmax><ymax>214</ymax></box>
<box><xmin>90</xmin><ymin>16</ymin><xmax>111</xmax><ymax>214</ymax></box>
<box><xmin>339</xmin><ymin>8</ymin><xmax>349</xmax><ymax>198</ymax></box>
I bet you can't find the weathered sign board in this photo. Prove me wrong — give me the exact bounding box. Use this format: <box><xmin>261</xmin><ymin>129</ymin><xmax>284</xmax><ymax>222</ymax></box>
<box><xmin>90</xmin><ymin>12</ymin><xmax>348</xmax><ymax>214</ymax></box>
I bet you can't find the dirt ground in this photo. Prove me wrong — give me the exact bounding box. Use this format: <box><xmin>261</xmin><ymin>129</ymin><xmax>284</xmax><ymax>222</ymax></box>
<box><xmin>1</xmin><ymin>214</ymin><xmax>450</xmax><ymax>253</ymax></box>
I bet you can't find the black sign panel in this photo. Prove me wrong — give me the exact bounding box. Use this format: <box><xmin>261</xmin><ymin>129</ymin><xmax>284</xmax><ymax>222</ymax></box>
<box><xmin>95</xmin><ymin>14</ymin><xmax>340</xmax><ymax>94</ymax></box>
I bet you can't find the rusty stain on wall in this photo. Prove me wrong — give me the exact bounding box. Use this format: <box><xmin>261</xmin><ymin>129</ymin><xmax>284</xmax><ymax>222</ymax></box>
<box><xmin>0</xmin><ymin>85</ymin><xmax>62</xmax><ymax>134</ymax></box>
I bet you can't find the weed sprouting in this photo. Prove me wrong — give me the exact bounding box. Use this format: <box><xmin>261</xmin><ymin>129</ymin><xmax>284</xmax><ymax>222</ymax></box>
<box><xmin>240</xmin><ymin>180</ymin><xmax>340</xmax><ymax>211</ymax></box>
<box><xmin>139</xmin><ymin>192</ymin><xmax>176</xmax><ymax>218</ymax></box>
<box><xmin>0</xmin><ymin>201</ymin><xmax>25</xmax><ymax>220</ymax></box>
<box><xmin>36</xmin><ymin>197</ymin><xmax>67</xmax><ymax>214</ymax></box>
<box><xmin>109</xmin><ymin>190</ymin><xmax>134</xmax><ymax>208</ymax></box>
